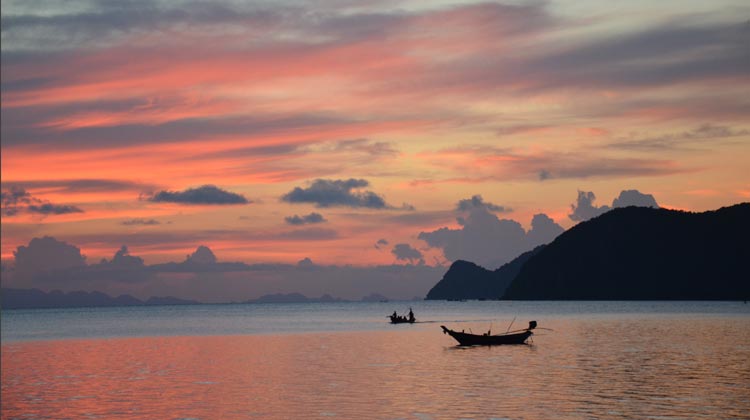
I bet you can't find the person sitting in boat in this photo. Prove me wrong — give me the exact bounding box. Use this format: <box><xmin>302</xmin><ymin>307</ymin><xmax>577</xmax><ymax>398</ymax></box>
<box><xmin>408</xmin><ymin>308</ymin><xmax>415</xmax><ymax>323</ymax></box>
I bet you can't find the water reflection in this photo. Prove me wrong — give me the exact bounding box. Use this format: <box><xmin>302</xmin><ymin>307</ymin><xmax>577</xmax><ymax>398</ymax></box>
<box><xmin>2</xmin><ymin>317</ymin><xmax>749</xmax><ymax>419</ymax></box>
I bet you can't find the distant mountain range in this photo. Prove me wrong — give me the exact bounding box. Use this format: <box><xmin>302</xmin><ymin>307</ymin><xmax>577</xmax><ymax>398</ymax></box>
<box><xmin>244</xmin><ymin>292</ymin><xmax>346</xmax><ymax>304</ymax></box>
<box><xmin>1</xmin><ymin>288</ymin><xmax>199</xmax><ymax>309</ymax></box>
<box><xmin>0</xmin><ymin>289</ymin><xmax>398</xmax><ymax>309</ymax></box>
<box><xmin>429</xmin><ymin>203</ymin><xmax>750</xmax><ymax>300</ymax></box>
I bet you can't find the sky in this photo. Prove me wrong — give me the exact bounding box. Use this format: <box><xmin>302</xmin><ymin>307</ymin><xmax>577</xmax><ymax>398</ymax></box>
<box><xmin>1</xmin><ymin>0</ymin><xmax>749</xmax><ymax>300</ymax></box>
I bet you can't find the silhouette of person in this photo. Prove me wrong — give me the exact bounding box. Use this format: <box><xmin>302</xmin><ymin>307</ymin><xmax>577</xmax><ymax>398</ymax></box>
<box><xmin>408</xmin><ymin>308</ymin><xmax>415</xmax><ymax>322</ymax></box>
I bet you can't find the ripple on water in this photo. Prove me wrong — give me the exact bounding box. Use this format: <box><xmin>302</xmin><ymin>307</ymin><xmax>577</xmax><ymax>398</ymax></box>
<box><xmin>2</xmin><ymin>312</ymin><xmax>750</xmax><ymax>419</ymax></box>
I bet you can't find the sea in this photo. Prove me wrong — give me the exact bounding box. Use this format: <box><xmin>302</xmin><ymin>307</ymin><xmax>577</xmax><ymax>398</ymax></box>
<box><xmin>2</xmin><ymin>301</ymin><xmax>749</xmax><ymax>419</ymax></box>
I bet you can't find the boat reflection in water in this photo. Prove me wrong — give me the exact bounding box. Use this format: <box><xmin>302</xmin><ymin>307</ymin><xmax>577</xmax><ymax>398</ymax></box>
<box><xmin>442</xmin><ymin>320</ymin><xmax>537</xmax><ymax>346</ymax></box>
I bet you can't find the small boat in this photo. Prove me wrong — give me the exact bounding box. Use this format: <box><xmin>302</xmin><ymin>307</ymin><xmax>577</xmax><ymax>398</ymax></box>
<box><xmin>441</xmin><ymin>321</ymin><xmax>537</xmax><ymax>346</ymax></box>
<box><xmin>389</xmin><ymin>308</ymin><xmax>416</xmax><ymax>324</ymax></box>
<box><xmin>390</xmin><ymin>315</ymin><xmax>415</xmax><ymax>324</ymax></box>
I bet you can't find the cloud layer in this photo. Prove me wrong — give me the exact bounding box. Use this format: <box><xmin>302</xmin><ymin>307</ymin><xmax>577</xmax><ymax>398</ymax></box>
<box><xmin>569</xmin><ymin>189</ymin><xmax>659</xmax><ymax>222</ymax></box>
<box><xmin>284</xmin><ymin>212</ymin><xmax>327</xmax><ymax>225</ymax></box>
<box><xmin>391</xmin><ymin>243</ymin><xmax>424</xmax><ymax>265</ymax></box>
<box><xmin>147</xmin><ymin>185</ymin><xmax>249</xmax><ymax>205</ymax></box>
<box><xmin>13</xmin><ymin>236</ymin><xmax>87</xmax><ymax>274</ymax></box>
<box><xmin>456</xmin><ymin>195</ymin><xmax>511</xmax><ymax>213</ymax></box>
<box><xmin>418</xmin><ymin>196</ymin><xmax>564</xmax><ymax>269</ymax></box>
<box><xmin>121</xmin><ymin>218</ymin><xmax>160</xmax><ymax>226</ymax></box>
<box><xmin>4</xmin><ymin>237</ymin><xmax>442</xmax><ymax>301</ymax></box>
<box><xmin>1</xmin><ymin>187</ymin><xmax>83</xmax><ymax>217</ymax></box>
<box><xmin>282</xmin><ymin>179</ymin><xmax>389</xmax><ymax>209</ymax></box>
<box><xmin>1</xmin><ymin>0</ymin><xmax>747</xmax><ymax>278</ymax></box>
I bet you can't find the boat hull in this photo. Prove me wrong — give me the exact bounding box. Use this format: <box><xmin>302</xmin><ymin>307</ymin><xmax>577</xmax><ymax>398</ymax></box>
<box><xmin>441</xmin><ymin>326</ymin><xmax>532</xmax><ymax>345</ymax></box>
<box><xmin>390</xmin><ymin>317</ymin><xmax>415</xmax><ymax>324</ymax></box>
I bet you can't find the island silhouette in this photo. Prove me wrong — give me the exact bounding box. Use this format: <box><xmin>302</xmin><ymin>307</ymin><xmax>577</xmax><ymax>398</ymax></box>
<box><xmin>429</xmin><ymin>203</ymin><xmax>749</xmax><ymax>300</ymax></box>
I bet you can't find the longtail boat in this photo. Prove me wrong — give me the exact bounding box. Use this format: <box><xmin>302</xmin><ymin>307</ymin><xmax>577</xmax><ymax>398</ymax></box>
<box><xmin>389</xmin><ymin>310</ymin><xmax>416</xmax><ymax>324</ymax></box>
<box><xmin>389</xmin><ymin>314</ymin><xmax>415</xmax><ymax>324</ymax></box>
<box><xmin>441</xmin><ymin>320</ymin><xmax>537</xmax><ymax>346</ymax></box>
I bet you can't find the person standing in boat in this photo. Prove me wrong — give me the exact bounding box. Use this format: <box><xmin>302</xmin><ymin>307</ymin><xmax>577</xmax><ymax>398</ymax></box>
<box><xmin>408</xmin><ymin>308</ymin><xmax>415</xmax><ymax>323</ymax></box>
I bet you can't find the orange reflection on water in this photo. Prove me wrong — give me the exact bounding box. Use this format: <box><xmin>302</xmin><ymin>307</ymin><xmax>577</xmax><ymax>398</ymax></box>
<box><xmin>3</xmin><ymin>335</ymin><xmax>304</xmax><ymax>418</ymax></box>
<box><xmin>3</xmin><ymin>318</ymin><xmax>750</xmax><ymax>419</ymax></box>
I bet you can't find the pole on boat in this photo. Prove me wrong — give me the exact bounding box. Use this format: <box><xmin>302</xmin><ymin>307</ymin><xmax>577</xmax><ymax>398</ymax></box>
<box><xmin>506</xmin><ymin>316</ymin><xmax>516</xmax><ymax>333</ymax></box>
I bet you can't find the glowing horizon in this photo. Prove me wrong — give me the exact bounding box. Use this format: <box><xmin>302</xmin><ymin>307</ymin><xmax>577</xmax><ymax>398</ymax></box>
<box><xmin>2</xmin><ymin>0</ymin><xmax>749</xmax><ymax>268</ymax></box>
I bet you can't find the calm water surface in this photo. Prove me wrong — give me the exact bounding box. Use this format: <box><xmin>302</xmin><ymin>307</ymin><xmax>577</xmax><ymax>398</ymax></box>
<box><xmin>2</xmin><ymin>301</ymin><xmax>749</xmax><ymax>419</ymax></box>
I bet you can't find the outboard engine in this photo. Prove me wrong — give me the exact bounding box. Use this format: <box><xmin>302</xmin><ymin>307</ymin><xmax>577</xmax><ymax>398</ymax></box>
<box><xmin>528</xmin><ymin>320</ymin><xmax>537</xmax><ymax>330</ymax></box>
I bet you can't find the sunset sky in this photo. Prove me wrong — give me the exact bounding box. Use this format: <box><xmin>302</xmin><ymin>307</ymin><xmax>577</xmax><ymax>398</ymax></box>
<box><xmin>1</xmin><ymin>0</ymin><xmax>749</xmax><ymax>299</ymax></box>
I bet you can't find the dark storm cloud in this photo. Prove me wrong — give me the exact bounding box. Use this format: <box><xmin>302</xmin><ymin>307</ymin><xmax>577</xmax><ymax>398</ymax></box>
<box><xmin>281</xmin><ymin>179</ymin><xmax>390</xmax><ymax>209</ymax></box>
<box><xmin>391</xmin><ymin>243</ymin><xmax>424</xmax><ymax>265</ymax></box>
<box><xmin>456</xmin><ymin>195</ymin><xmax>511</xmax><ymax>213</ymax></box>
<box><xmin>147</xmin><ymin>185</ymin><xmax>249</xmax><ymax>205</ymax></box>
<box><xmin>569</xmin><ymin>189</ymin><xmax>659</xmax><ymax>222</ymax></box>
<box><xmin>284</xmin><ymin>212</ymin><xmax>327</xmax><ymax>225</ymax></box>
